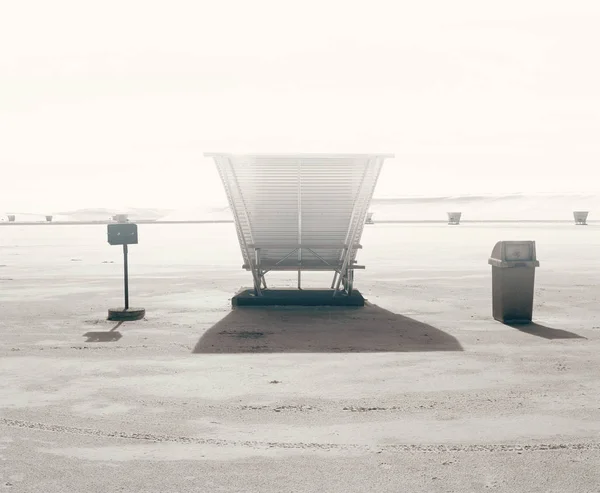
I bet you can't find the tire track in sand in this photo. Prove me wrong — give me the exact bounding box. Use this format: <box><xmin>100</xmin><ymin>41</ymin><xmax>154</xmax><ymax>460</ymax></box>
<box><xmin>2</xmin><ymin>417</ymin><xmax>600</xmax><ymax>454</ymax></box>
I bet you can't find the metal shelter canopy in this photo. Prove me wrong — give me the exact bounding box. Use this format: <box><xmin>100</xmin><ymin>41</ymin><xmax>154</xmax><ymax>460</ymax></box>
<box><xmin>206</xmin><ymin>153</ymin><xmax>393</xmax><ymax>296</ymax></box>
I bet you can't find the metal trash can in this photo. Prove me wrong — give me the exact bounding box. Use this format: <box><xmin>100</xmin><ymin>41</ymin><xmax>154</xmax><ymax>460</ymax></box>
<box><xmin>488</xmin><ymin>241</ymin><xmax>539</xmax><ymax>324</ymax></box>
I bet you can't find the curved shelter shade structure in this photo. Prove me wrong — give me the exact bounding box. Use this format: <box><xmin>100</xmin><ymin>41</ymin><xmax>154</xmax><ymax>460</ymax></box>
<box><xmin>206</xmin><ymin>153</ymin><xmax>393</xmax><ymax>297</ymax></box>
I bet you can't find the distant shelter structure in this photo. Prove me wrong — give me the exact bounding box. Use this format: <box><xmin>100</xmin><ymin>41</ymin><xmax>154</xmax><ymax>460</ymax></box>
<box><xmin>112</xmin><ymin>214</ymin><xmax>129</xmax><ymax>223</ymax></box>
<box><xmin>447</xmin><ymin>212</ymin><xmax>462</xmax><ymax>225</ymax></box>
<box><xmin>573</xmin><ymin>211</ymin><xmax>589</xmax><ymax>225</ymax></box>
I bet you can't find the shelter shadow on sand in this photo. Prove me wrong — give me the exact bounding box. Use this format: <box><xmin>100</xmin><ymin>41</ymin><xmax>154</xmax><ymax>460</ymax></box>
<box><xmin>193</xmin><ymin>303</ymin><xmax>462</xmax><ymax>353</ymax></box>
<box><xmin>507</xmin><ymin>322</ymin><xmax>585</xmax><ymax>340</ymax></box>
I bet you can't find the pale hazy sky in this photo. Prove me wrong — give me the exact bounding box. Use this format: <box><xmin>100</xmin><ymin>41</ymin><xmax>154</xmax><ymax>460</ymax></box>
<box><xmin>1</xmin><ymin>0</ymin><xmax>599</xmax><ymax>213</ymax></box>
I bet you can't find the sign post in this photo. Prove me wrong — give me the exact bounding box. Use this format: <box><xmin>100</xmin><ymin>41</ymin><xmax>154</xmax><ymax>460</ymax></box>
<box><xmin>107</xmin><ymin>223</ymin><xmax>145</xmax><ymax>321</ymax></box>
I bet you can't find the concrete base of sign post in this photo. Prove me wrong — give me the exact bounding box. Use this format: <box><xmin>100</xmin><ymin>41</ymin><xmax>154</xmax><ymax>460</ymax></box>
<box><xmin>107</xmin><ymin>307</ymin><xmax>145</xmax><ymax>321</ymax></box>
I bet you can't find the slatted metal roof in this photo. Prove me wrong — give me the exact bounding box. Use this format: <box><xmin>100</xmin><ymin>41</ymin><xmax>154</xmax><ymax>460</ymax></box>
<box><xmin>206</xmin><ymin>153</ymin><xmax>392</xmax><ymax>293</ymax></box>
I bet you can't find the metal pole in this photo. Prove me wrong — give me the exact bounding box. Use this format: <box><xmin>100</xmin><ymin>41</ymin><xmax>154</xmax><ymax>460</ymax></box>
<box><xmin>297</xmin><ymin>159</ymin><xmax>302</xmax><ymax>290</ymax></box>
<box><xmin>123</xmin><ymin>244</ymin><xmax>129</xmax><ymax>310</ymax></box>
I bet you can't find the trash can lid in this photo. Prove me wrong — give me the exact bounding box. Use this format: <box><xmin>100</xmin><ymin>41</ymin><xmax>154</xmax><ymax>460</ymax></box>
<box><xmin>488</xmin><ymin>241</ymin><xmax>539</xmax><ymax>268</ymax></box>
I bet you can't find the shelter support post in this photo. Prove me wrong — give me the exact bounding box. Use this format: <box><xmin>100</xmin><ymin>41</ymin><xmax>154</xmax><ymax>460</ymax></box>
<box><xmin>253</xmin><ymin>248</ymin><xmax>263</xmax><ymax>296</ymax></box>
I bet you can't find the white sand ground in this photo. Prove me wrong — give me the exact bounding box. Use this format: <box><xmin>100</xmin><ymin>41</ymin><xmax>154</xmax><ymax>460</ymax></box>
<box><xmin>1</xmin><ymin>223</ymin><xmax>600</xmax><ymax>492</ymax></box>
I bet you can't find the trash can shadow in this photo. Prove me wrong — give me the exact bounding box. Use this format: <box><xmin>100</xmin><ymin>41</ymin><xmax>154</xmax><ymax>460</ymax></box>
<box><xmin>506</xmin><ymin>322</ymin><xmax>585</xmax><ymax>340</ymax></box>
